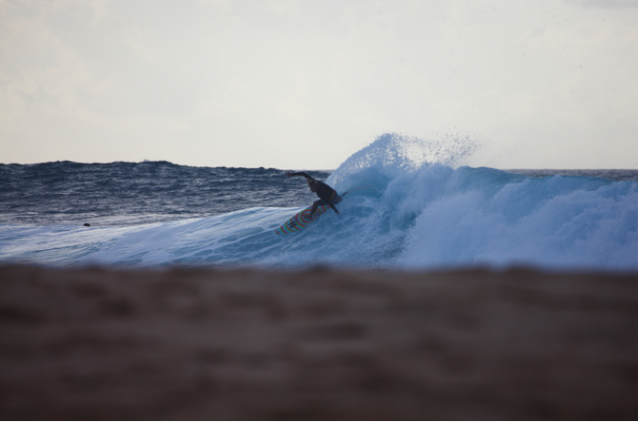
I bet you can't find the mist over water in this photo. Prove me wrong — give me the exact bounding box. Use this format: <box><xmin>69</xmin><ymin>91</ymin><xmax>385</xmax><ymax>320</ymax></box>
<box><xmin>1</xmin><ymin>133</ymin><xmax>637</xmax><ymax>271</ymax></box>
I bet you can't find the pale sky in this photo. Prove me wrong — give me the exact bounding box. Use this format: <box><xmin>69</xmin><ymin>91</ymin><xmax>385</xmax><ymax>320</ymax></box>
<box><xmin>1</xmin><ymin>0</ymin><xmax>637</xmax><ymax>169</ymax></box>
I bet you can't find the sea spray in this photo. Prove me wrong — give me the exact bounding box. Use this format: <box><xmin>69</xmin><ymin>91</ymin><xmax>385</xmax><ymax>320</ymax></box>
<box><xmin>327</xmin><ymin>132</ymin><xmax>480</xmax><ymax>186</ymax></box>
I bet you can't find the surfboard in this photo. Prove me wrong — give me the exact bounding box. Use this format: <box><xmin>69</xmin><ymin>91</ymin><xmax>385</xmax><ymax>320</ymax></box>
<box><xmin>274</xmin><ymin>204</ymin><xmax>330</xmax><ymax>235</ymax></box>
<box><xmin>274</xmin><ymin>186</ymin><xmax>379</xmax><ymax>235</ymax></box>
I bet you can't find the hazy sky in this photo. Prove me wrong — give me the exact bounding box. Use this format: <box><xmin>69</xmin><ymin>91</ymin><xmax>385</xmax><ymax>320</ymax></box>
<box><xmin>1</xmin><ymin>0</ymin><xmax>637</xmax><ymax>169</ymax></box>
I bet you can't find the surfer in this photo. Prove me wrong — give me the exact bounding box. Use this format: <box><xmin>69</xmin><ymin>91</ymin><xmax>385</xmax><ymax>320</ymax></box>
<box><xmin>285</xmin><ymin>172</ymin><xmax>341</xmax><ymax>217</ymax></box>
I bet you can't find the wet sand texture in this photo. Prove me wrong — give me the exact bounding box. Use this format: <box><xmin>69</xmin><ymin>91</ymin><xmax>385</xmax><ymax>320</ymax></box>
<box><xmin>1</xmin><ymin>266</ymin><xmax>637</xmax><ymax>420</ymax></box>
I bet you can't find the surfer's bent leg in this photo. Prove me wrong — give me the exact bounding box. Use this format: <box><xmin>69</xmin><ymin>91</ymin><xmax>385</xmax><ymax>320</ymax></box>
<box><xmin>322</xmin><ymin>197</ymin><xmax>341</xmax><ymax>215</ymax></box>
<box><xmin>310</xmin><ymin>195</ymin><xmax>341</xmax><ymax>218</ymax></box>
<box><xmin>310</xmin><ymin>200</ymin><xmax>321</xmax><ymax>219</ymax></box>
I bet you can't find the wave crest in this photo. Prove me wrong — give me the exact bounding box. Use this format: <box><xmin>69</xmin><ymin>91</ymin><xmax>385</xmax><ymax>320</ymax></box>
<box><xmin>328</xmin><ymin>132</ymin><xmax>480</xmax><ymax>186</ymax></box>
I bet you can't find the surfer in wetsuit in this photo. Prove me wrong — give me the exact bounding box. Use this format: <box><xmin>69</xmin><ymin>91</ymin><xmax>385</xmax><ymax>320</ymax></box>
<box><xmin>285</xmin><ymin>172</ymin><xmax>341</xmax><ymax>218</ymax></box>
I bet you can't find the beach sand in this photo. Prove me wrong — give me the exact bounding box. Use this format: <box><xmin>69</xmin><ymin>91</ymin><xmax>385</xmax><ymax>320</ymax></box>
<box><xmin>1</xmin><ymin>265</ymin><xmax>637</xmax><ymax>420</ymax></box>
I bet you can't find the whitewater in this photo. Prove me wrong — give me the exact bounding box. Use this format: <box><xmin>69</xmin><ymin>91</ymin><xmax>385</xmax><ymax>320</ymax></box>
<box><xmin>1</xmin><ymin>134</ymin><xmax>637</xmax><ymax>271</ymax></box>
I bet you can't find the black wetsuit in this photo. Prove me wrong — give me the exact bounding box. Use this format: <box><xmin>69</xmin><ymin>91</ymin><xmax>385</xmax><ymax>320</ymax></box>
<box><xmin>287</xmin><ymin>172</ymin><xmax>341</xmax><ymax>215</ymax></box>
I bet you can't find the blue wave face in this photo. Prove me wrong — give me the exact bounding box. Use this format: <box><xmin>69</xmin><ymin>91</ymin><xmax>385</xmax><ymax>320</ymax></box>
<box><xmin>395</xmin><ymin>166</ymin><xmax>638</xmax><ymax>270</ymax></box>
<box><xmin>1</xmin><ymin>134</ymin><xmax>637</xmax><ymax>271</ymax></box>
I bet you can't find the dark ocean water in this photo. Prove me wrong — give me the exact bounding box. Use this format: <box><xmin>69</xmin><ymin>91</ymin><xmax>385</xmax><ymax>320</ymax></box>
<box><xmin>0</xmin><ymin>161</ymin><xmax>329</xmax><ymax>226</ymax></box>
<box><xmin>510</xmin><ymin>169</ymin><xmax>638</xmax><ymax>181</ymax></box>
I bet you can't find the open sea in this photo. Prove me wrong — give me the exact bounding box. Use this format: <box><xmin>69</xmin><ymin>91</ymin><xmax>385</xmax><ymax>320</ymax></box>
<box><xmin>1</xmin><ymin>134</ymin><xmax>637</xmax><ymax>271</ymax></box>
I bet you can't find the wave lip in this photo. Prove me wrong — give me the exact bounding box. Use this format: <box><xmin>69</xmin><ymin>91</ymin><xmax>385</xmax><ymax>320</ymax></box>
<box><xmin>328</xmin><ymin>132</ymin><xmax>480</xmax><ymax>186</ymax></box>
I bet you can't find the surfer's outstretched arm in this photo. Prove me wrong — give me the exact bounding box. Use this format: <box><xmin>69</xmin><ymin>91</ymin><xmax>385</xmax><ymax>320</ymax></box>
<box><xmin>286</xmin><ymin>171</ymin><xmax>313</xmax><ymax>181</ymax></box>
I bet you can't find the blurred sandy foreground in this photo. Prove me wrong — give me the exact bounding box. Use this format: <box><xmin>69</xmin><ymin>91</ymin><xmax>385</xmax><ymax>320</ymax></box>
<box><xmin>0</xmin><ymin>265</ymin><xmax>637</xmax><ymax>420</ymax></box>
